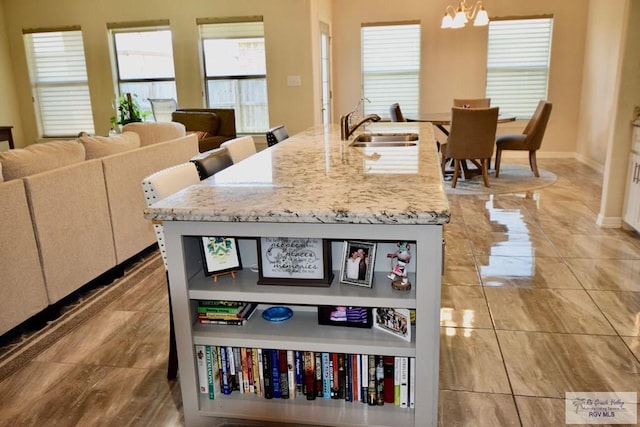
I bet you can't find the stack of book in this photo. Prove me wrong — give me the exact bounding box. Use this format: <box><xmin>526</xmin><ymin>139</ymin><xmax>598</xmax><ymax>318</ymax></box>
<box><xmin>196</xmin><ymin>345</ymin><xmax>416</xmax><ymax>410</ymax></box>
<box><xmin>197</xmin><ymin>301</ymin><xmax>258</xmax><ymax>326</ymax></box>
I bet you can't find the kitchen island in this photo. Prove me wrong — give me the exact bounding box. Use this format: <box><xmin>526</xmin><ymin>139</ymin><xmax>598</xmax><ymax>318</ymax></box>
<box><xmin>146</xmin><ymin>122</ymin><xmax>450</xmax><ymax>427</ymax></box>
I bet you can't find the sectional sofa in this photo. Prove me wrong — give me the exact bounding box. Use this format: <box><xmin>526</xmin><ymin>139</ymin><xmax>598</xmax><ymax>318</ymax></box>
<box><xmin>0</xmin><ymin>122</ymin><xmax>199</xmax><ymax>335</ymax></box>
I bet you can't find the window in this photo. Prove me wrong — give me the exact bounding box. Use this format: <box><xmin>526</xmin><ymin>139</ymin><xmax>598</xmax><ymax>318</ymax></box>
<box><xmin>199</xmin><ymin>18</ymin><xmax>268</xmax><ymax>134</ymax></box>
<box><xmin>361</xmin><ymin>22</ymin><xmax>420</xmax><ymax>118</ymax></box>
<box><xmin>486</xmin><ymin>17</ymin><xmax>553</xmax><ymax>118</ymax></box>
<box><xmin>110</xmin><ymin>23</ymin><xmax>177</xmax><ymax>113</ymax></box>
<box><xmin>23</xmin><ymin>28</ymin><xmax>95</xmax><ymax>137</ymax></box>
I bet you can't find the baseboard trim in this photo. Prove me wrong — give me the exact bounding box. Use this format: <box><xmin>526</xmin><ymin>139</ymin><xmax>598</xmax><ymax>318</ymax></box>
<box><xmin>597</xmin><ymin>214</ymin><xmax>623</xmax><ymax>228</ymax></box>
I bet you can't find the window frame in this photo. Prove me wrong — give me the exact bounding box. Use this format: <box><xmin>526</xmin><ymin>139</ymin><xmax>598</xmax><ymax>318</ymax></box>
<box><xmin>485</xmin><ymin>16</ymin><xmax>554</xmax><ymax>119</ymax></box>
<box><xmin>23</xmin><ymin>27</ymin><xmax>95</xmax><ymax>137</ymax></box>
<box><xmin>109</xmin><ymin>22</ymin><xmax>177</xmax><ymax>114</ymax></box>
<box><xmin>198</xmin><ymin>17</ymin><xmax>269</xmax><ymax>134</ymax></box>
<box><xmin>360</xmin><ymin>21</ymin><xmax>421</xmax><ymax>119</ymax></box>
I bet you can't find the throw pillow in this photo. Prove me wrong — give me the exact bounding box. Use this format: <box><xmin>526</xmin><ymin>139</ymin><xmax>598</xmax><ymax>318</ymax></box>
<box><xmin>0</xmin><ymin>140</ymin><xmax>85</xmax><ymax>181</ymax></box>
<box><xmin>79</xmin><ymin>131</ymin><xmax>141</xmax><ymax>159</ymax></box>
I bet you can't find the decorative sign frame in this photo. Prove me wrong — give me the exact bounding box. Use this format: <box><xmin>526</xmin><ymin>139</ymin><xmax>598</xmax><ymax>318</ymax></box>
<box><xmin>257</xmin><ymin>237</ymin><xmax>333</xmax><ymax>287</ymax></box>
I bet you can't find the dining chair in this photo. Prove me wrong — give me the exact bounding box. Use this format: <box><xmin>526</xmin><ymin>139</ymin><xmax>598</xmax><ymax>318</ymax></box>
<box><xmin>220</xmin><ymin>136</ymin><xmax>257</xmax><ymax>163</ymax></box>
<box><xmin>453</xmin><ymin>98</ymin><xmax>491</xmax><ymax>108</ymax></box>
<box><xmin>442</xmin><ymin>107</ymin><xmax>499</xmax><ymax>188</ymax></box>
<box><xmin>190</xmin><ymin>146</ymin><xmax>233</xmax><ymax>180</ymax></box>
<box><xmin>389</xmin><ymin>103</ymin><xmax>406</xmax><ymax>122</ymax></box>
<box><xmin>266</xmin><ymin>125</ymin><xmax>289</xmax><ymax>147</ymax></box>
<box><xmin>495</xmin><ymin>100</ymin><xmax>552</xmax><ymax>178</ymax></box>
<box><xmin>148</xmin><ymin>98</ymin><xmax>178</xmax><ymax>122</ymax></box>
<box><xmin>141</xmin><ymin>162</ymin><xmax>201</xmax><ymax>380</ymax></box>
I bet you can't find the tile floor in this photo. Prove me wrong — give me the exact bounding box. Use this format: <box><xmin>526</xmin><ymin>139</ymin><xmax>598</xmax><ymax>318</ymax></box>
<box><xmin>0</xmin><ymin>158</ymin><xmax>639</xmax><ymax>426</ymax></box>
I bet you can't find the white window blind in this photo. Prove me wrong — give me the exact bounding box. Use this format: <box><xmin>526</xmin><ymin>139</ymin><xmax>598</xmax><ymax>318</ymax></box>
<box><xmin>23</xmin><ymin>29</ymin><xmax>95</xmax><ymax>137</ymax></box>
<box><xmin>486</xmin><ymin>18</ymin><xmax>553</xmax><ymax>119</ymax></box>
<box><xmin>361</xmin><ymin>23</ymin><xmax>420</xmax><ymax>118</ymax></box>
<box><xmin>199</xmin><ymin>20</ymin><xmax>268</xmax><ymax>133</ymax></box>
<box><xmin>112</xmin><ymin>27</ymin><xmax>177</xmax><ymax>112</ymax></box>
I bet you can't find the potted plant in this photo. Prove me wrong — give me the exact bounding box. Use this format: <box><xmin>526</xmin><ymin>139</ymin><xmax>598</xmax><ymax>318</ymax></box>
<box><xmin>110</xmin><ymin>92</ymin><xmax>150</xmax><ymax>129</ymax></box>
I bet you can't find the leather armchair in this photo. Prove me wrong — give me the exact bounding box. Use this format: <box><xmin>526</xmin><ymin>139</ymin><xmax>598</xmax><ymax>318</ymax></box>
<box><xmin>172</xmin><ymin>108</ymin><xmax>237</xmax><ymax>152</ymax></box>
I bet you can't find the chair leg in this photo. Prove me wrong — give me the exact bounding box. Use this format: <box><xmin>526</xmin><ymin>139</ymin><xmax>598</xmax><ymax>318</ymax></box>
<box><xmin>166</xmin><ymin>271</ymin><xmax>178</xmax><ymax>380</ymax></box>
<box><xmin>451</xmin><ymin>159</ymin><xmax>460</xmax><ymax>188</ymax></box>
<box><xmin>529</xmin><ymin>151</ymin><xmax>540</xmax><ymax>177</ymax></box>
<box><xmin>481</xmin><ymin>159</ymin><xmax>490</xmax><ymax>187</ymax></box>
<box><xmin>495</xmin><ymin>148</ymin><xmax>502</xmax><ymax>178</ymax></box>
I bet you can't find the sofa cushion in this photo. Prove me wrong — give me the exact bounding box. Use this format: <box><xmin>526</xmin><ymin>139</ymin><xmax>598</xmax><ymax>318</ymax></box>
<box><xmin>123</xmin><ymin>121</ymin><xmax>186</xmax><ymax>146</ymax></box>
<box><xmin>0</xmin><ymin>140</ymin><xmax>85</xmax><ymax>181</ymax></box>
<box><xmin>79</xmin><ymin>131</ymin><xmax>140</xmax><ymax>159</ymax></box>
<box><xmin>172</xmin><ymin>111</ymin><xmax>221</xmax><ymax>135</ymax></box>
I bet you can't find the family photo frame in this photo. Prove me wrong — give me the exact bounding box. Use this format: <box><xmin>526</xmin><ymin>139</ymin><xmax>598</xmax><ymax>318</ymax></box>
<box><xmin>339</xmin><ymin>240</ymin><xmax>377</xmax><ymax>288</ymax></box>
<box><xmin>372</xmin><ymin>307</ymin><xmax>412</xmax><ymax>342</ymax></box>
<box><xmin>317</xmin><ymin>306</ymin><xmax>373</xmax><ymax>328</ymax></box>
<box><xmin>200</xmin><ymin>237</ymin><xmax>242</xmax><ymax>278</ymax></box>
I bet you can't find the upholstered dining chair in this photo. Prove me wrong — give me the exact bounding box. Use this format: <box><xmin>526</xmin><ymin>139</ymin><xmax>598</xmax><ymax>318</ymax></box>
<box><xmin>148</xmin><ymin>98</ymin><xmax>178</xmax><ymax>122</ymax></box>
<box><xmin>495</xmin><ymin>100</ymin><xmax>552</xmax><ymax>178</ymax></box>
<box><xmin>442</xmin><ymin>106</ymin><xmax>499</xmax><ymax>188</ymax></box>
<box><xmin>266</xmin><ymin>125</ymin><xmax>289</xmax><ymax>147</ymax></box>
<box><xmin>453</xmin><ymin>98</ymin><xmax>491</xmax><ymax>108</ymax></box>
<box><xmin>190</xmin><ymin>146</ymin><xmax>234</xmax><ymax>180</ymax></box>
<box><xmin>389</xmin><ymin>103</ymin><xmax>406</xmax><ymax>122</ymax></box>
<box><xmin>220</xmin><ymin>136</ymin><xmax>257</xmax><ymax>164</ymax></box>
<box><xmin>141</xmin><ymin>162</ymin><xmax>200</xmax><ymax>380</ymax></box>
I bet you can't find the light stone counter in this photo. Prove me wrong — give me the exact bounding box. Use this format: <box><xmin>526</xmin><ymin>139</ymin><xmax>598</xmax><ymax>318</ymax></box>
<box><xmin>144</xmin><ymin>122</ymin><xmax>450</xmax><ymax>225</ymax></box>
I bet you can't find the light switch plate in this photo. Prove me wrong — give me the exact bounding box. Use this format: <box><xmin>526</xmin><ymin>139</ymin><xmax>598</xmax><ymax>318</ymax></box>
<box><xmin>287</xmin><ymin>75</ymin><xmax>302</xmax><ymax>86</ymax></box>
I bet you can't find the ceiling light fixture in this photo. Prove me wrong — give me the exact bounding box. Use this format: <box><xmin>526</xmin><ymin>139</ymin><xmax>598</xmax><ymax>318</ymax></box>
<box><xmin>441</xmin><ymin>0</ymin><xmax>489</xmax><ymax>29</ymax></box>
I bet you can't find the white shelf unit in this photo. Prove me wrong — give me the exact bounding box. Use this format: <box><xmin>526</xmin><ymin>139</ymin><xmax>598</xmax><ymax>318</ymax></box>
<box><xmin>164</xmin><ymin>221</ymin><xmax>443</xmax><ymax>427</ymax></box>
<box><xmin>624</xmin><ymin>148</ymin><xmax>640</xmax><ymax>232</ymax></box>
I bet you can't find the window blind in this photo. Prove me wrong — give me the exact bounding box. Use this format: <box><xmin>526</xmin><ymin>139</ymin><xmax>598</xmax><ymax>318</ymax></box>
<box><xmin>361</xmin><ymin>23</ymin><xmax>420</xmax><ymax>118</ymax></box>
<box><xmin>23</xmin><ymin>30</ymin><xmax>95</xmax><ymax>137</ymax></box>
<box><xmin>486</xmin><ymin>18</ymin><xmax>553</xmax><ymax>119</ymax></box>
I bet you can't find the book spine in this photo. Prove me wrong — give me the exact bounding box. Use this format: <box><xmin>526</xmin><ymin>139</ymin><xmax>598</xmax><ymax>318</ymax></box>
<box><xmin>196</xmin><ymin>345</ymin><xmax>209</xmax><ymax>395</ymax></box>
<box><xmin>287</xmin><ymin>350</ymin><xmax>296</xmax><ymax>399</ymax></box>
<box><xmin>257</xmin><ymin>348</ymin><xmax>265</xmax><ymax>397</ymax></box>
<box><xmin>241</xmin><ymin>348</ymin><xmax>250</xmax><ymax>393</ymax></box>
<box><xmin>337</xmin><ymin>353</ymin><xmax>346</xmax><ymax>400</ymax></box>
<box><xmin>322</xmin><ymin>352</ymin><xmax>331</xmax><ymax>398</ymax></box>
<box><xmin>314</xmin><ymin>352</ymin><xmax>323</xmax><ymax>398</ymax></box>
<box><xmin>400</xmin><ymin>356</ymin><xmax>408</xmax><ymax>408</ymax></box>
<box><xmin>351</xmin><ymin>354</ymin><xmax>359</xmax><ymax>403</ymax></box>
<box><xmin>367</xmin><ymin>354</ymin><xmax>376</xmax><ymax>405</ymax></box>
<box><xmin>220</xmin><ymin>346</ymin><xmax>231</xmax><ymax>395</ymax></box>
<box><xmin>394</xmin><ymin>356</ymin><xmax>401</xmax><ymax>405</ymax></box>
<box><xmin>271</xmin><ymin>349</ymin><xmax>281</xmax><ymax>398</ymax></box>
<box><xmin>375</xmin><ymin>355</ymin><xmax>385</xmax><ymax>406</ymax></box>
<box><xmin>233</xmin><ymin>347</ymin><xmax>243</xmax><ymax>393</ymax></box>
<box><xmin>279</xmin><ymin>349</ymin><xmax>289</xmax><ymax>399</ymax></box>
<box><xmin>197</xmin><ymin>305</ymin><xmax>242</xmax><ymax>314</ymax></box>
<box><xmin>295</xmin><ymin>350</ymin><xmax>303</xmax><ymax>396</ymax></box>
<box><xmin>361</xmin><ymin>354</ymin><xmax>368</xmax><ymax>403</ymax></box>
<box><xmin>303</xmin><ymin>351</ymin><xmax>316</xmax><ymax>400</ymax></box>
<box><xmin>409</xmin><ymin>357</ymin><xmax>416</xmax><ymax>409</ymax></box>
<box><xmin>330</xmin><ymin>353</ymin><xmax>339</xmax><ymax>399</ymax></box>
<box><xmin>197</xmin><ymin>318</ymin><xmax>245</xmax><ymax>325</ymax></box>
<box><xmin>262</xmin><ymin>349</ymin><xmax>273</xmax><ymax>399</ymax></box>
<box><xmin>211</xmin><ymin>346</ymin><xmax>221</xmax><ymax>398</ymax></box>
<box><xmin>383</xmin><ymin>355</ymin><xmax>395</xmax><ymax>403</ymax></box>
<box><xmin>344</xmin><ymin>353</ymin><xmax>352</xmax><ymax>402</ymax></box>
<box><xmin>198</xmin><ymin>300</ymin><xmax>243</xmax><ymax>307</ymax></box>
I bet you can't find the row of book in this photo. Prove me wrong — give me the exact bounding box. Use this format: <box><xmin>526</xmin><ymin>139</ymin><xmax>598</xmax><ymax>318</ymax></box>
<box><xmin>196</xmin><ymin>300</ymin><xmax>258</xmax><ymax>326</ymax></box>
<box><xmin>196</xmin><ymin>345</ymin><xmax>416</xmax><ymax>409</ymax></box>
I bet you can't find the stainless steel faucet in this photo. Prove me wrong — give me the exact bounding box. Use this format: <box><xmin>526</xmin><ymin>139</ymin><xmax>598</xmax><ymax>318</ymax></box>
<box><xmin>340</xmin><ymin>97</ymin><xmax>381</xmax><ymax>140</ymax></box>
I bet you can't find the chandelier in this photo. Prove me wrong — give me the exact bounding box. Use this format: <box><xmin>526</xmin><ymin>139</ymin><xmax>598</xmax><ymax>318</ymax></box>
<box><xmin>441</xmin><ymin>0</ymin><xmax>489</xmax><ymax>29</ymax></box>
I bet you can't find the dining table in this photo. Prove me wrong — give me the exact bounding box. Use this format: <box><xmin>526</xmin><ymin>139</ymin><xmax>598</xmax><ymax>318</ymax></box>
<box><xmin>409</xmin><ymin>112</ymin><xmax>517</xmax><ymax>136</ymax></box>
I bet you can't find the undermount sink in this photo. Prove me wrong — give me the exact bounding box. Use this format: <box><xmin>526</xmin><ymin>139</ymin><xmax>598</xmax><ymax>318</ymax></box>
<box><xmin>350</xmin><ymin>132</ymin><xmax>419</xmax><ymax>147</ymax></box>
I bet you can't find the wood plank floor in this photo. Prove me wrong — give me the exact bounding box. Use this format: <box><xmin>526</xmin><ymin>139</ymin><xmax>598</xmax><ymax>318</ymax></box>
<box><xmin>0</xmin><ymin>158</ymin><xmax>639</xmax><ymax>426</ymax></box>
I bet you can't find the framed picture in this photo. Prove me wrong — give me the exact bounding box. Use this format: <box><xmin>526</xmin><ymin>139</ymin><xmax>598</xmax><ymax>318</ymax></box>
<box><xmin>373</xmin><ymin>308</ymin><xmax>411</xmax><ymax>342</ymax></box>
<box><xmin>339</xmin><ymin>241</ymin><xmax>377</xmax><ymax>288</ymax></box>
<box><xmin>317</xmin><ymin>306</ymin><xmax>373</xmax><ymax>328</ymax></box>
<box><xmin>200</xmin><ymin>237</ymin><xmax>242</xmax><ymax>276</ymax></box>
<box><xmin>257</xmin><ymin>237</ymin><xmax>333</xmax><ymax>287</ymax></box>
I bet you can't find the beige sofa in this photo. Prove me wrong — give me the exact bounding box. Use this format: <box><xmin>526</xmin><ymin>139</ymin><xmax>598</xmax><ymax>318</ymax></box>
<box><xmin>0</xmin><ymin>122</ymin><xmax>198</xmax><ymax>335</ymax></box>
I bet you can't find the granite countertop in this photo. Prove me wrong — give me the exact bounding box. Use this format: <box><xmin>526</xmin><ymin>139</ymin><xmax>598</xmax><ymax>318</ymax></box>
<box><xmin>144</xmin><ymin>122</ymin><xmax>450</xmax><ymax>225</ymax></box>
